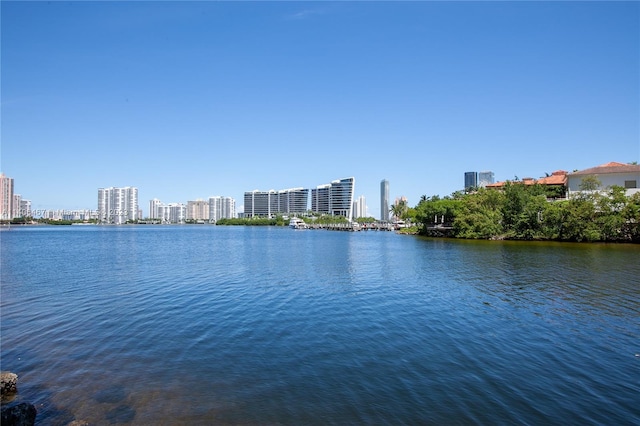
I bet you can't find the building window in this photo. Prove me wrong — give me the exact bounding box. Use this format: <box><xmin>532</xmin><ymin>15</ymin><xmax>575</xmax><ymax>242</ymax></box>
<box><xmin>624</xmin><ymin>180</ymin><xmax>637</xmax><ymax>189</ymax></box>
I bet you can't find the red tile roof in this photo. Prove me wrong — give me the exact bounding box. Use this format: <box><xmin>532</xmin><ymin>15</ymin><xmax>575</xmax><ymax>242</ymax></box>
<box><xmin>569</xmin><ymin>162</ymin><xmax>640</xmax><ymax>176</ymax></box>
<box><xmin>486</xmin><ymin>170</ymin><xmax>567</xmax><ymax>188</ymax></box>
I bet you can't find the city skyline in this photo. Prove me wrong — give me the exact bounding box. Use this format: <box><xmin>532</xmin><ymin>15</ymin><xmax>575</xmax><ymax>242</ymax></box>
<box><xmin>2</xmin><ymin>2</ymin><xmax>638</xmax><ymax>218</ymax></box>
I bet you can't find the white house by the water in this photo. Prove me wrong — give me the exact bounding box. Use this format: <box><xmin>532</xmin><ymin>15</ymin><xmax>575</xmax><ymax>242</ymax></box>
<box><xmin>567</xmin><ymin>162</ymin><xmax>640</xmax><ymax>197</ymax></box>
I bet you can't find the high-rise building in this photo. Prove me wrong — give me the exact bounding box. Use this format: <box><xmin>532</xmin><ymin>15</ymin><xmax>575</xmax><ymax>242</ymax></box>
<box><xmin>158</xmin><ymin>203</ymin><xmax>186</xmax><ymax>223</ymax></box>
<box><xmin>329</xmin><ymin>177</ymin><xmax>355</xmax><ymax>221</ymax></box>
<box><xmin>277</xmin><ymin>188</ymin><xmax>309</xmax><ymax>214</ymax></box>
<box><xmin>150</xmin><ymin>199</ymin><xmax>191</xmax><ymax>223</ymax></box>
<box><xmin>353</xmin><ymin>195</ymin><xmax>367</xmax><ymax>219</ymax></box>
<box><xmin>310</xmin><ymin>177</ymin><xmax>356</xmax><ymax>221</ymax></box>
<box><xmin>244</xmin><ymin>190</ymin><xmax>277</xmax><ymax>218</ymax></box>
<box><xmin>149</xmin><ymin>198</ymin><xmax>162</xmax><ymax>219</ymax></box>
<box><xmin>0</xmin><ymin>173</ymin><xmax>14</xmax><ymax>220</ymax></box>
<box><xmin>222</xmin><ymin>197</ymin><xmax>236</xmax><ymax>220</ymax></box>
<box><xmin>12</xmin><ymin>194</ymin><xmax>22</xmax><ymax>219</ymax></box>
<box><xmin>98</xmin><ymin>186</ymin><xmax>139</xmax><ymax>224</ymax></box>
<box><xmin>246</xmin><ymin>177</ymin><xmax>354</xmax><ymax>220</ymax></box>
<box><xmin>380</xmin><ymin>179</ymin><xmax>389</xmax><ymax>222</ymax></box>
<box><xmin>19</xmin><ymin>199</ymin><xmax>32</xmax><ymax>218</ymax></box>
<box><xmin>209</xmin><ymin>196</ymin><xmax>236</xmax><ymax>222</ymax></box>
<box><xmin>311</xmin><ymin>184</ymin><xmax>331</xmax><ymax>214</ymax></box>
<box><xmin>478</xmin><ymin>171</ymin><xmax>495</xmax><ymax>188</ymax></box>
<box><xmin>244</xmin><ymin>188</ymin><xmax>308</xmax><ymax>218</ymax></box>
<box><xmin>464</xmin><ymin>172</ymin><xmax>478</xmax><ymax>190</ymax></box>
<box><xmin>187</xmin><ymin>199</ymin><xmax>209</xmax><ymax>221</ymax></box>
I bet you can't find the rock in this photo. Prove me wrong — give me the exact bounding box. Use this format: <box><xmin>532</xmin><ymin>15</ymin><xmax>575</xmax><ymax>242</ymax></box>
<box><xmin>0</xmin><ymin>401</ymin><xmax>37</xmax><ymax>426</ymax></box>
<box><xmin>1</xmin><ymin>372</ymin><xmax>18</xmax><ymax>398</ymax></box>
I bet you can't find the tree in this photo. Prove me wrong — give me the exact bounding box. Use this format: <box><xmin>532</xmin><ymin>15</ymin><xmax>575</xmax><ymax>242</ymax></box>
<box><xmin>453</xmin><ymin>189</ymin><xmax>505</xmax><ymax>239</ymax></box>
<box><xmin>579</xmin><ymin>175</ymin><xmax>602</xmax><ymax>193</ymax></box>
<box><xmin>390</xmin><ymin>199</ymin><xmax>408</xmax><ymax>221</ymax></box>
<box><xmin>415</xmin><ymin>197</ymin><xmax>459</xmax><ymax>228</ymax></box>
<box><xmin>561</xmin><ymin>196</ymin><xmax>601</xmax><ymax>241</ymax></box>
<box><xmin>621</xmin><ymin>192</ymin><xmax>640</xmax><ymax>242</ymax></box>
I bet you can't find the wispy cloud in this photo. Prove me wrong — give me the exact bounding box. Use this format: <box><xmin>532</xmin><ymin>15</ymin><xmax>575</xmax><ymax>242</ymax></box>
<box><xmin>285</xmin><ymin>9</ymin><xmax>324</xmax><ymax>20</ymax></box>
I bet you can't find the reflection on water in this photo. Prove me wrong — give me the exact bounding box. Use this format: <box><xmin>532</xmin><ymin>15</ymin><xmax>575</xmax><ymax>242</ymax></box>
<box><xmin>1</xmin><ymin>227</ymin><xmax>639</xmax><ymax>425</ymax></box>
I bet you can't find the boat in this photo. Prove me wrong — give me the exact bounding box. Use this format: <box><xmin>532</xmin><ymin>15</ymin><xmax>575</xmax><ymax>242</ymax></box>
<box><xmin>289</xmin><ymin>217</ymin><xmax>308</xmax><ymax>229</ymax></box>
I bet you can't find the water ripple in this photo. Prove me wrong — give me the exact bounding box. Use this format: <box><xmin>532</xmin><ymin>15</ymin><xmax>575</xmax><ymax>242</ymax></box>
<box><xmin>1</xmin><ymin>227</ymin><xmax>639</xmax><ymax>424</ymax></box>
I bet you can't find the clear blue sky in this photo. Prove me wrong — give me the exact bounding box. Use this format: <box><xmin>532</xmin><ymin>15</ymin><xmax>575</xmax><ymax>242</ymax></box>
<box><xmin>2</xmin><ymin>1</ymin><xmax>638</xmax><ymax>218</ymax></box>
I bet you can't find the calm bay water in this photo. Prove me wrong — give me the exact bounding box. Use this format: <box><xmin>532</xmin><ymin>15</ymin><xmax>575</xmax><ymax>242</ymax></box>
<box><xmin>1</xmin><ymin>225</ymin><xmax>639</xmax><ymax>425</ymax></box>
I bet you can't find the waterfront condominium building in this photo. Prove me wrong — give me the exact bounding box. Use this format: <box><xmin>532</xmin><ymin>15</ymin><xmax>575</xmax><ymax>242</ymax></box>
<box><xmin>244</xmin><ymin>188</ymin><xmax>308</xmax><ymax>218</ymax></box>
<box><xmin>246</xmin><ymin>178</ymin><xmax>353</xmax><ymax>220</ymax></box>
<box><xmin>0</xmin><ymin>173</ymin><xmax>14</xmax><ymax>220</ymax></box>
<box><xmin>328</xmin><ymin>177</ymin><xmax>355</xmax><ymax>220</ymax></box>
<box><xmin>380</xmin><ymin>179</ymin><xmax>389</xmax><ymax>222</ymax></box>
<box><xmin>19</xmin><ymin>199</ymin><xmax>32</xmax><ymax>218</ymax></box>
<box><xmin>209</xmin><ymin>196</ymin><xmax>236</xmax><ymax>222</ymax></box>
<box><xmin>353</xmin><ymin>195</ymin><xmax>367</xmax><ymax>219</ymax></box>
<box><xmin>149</xmin><ymin>199</ymin><xmax>188</xmax><ymax>223</ymax></box>
<box><xmin>12</xmin><ymin>194</ymin><xmax>22</xmax><ymax>219</ymax></box>
<box><xmin>277</xmin><ymin>188</ymin><xmax>309</xmax><ymax>215</ymax></box>
<box><xmin>149</xmin><ymin>198</ymin><xmax>162</xmax><ymax>220</ymax></box>
<box><xmin>244</xmin><ymin>190</ymin><xmax>277</xmax><ymax>218</ymax></box>
<box><xmin>98</xmin><ymin>186</ymin><xmax>139</xmax><ymax>224</ymax></box>
<box><xmin>311</xmin><ymin>184</ymin><xmax>331</xmax><ymax>214</ymax></box>
<box><xmin>187</xmin><ymin>199</ymin><xmax>209</xmax><ymax>221</ymax></box>
<box><xmin>155</xmin><ymin>203</ymin><xmax>186</xmax><ymax>223</ymax></box>
<box><xmin>464</xmin><ymin>172</ymin><xmax>478</xmax><ymax>190</ymax></box>
<box><xmin>478</xmin><ymin>171</ymin><xmax>495</xmax><ymax>188</ymax></box>
<box><xmin>311</xmin><ymin>177</ymin><xmax>356</xmax><ymax>221</ymax></box>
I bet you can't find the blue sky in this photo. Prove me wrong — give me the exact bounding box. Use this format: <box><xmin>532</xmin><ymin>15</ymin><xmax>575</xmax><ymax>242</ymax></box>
<box><xmin>2</xmin><ymin>1</ymin><xmax>638</xmax><ymax>218</ymax></box>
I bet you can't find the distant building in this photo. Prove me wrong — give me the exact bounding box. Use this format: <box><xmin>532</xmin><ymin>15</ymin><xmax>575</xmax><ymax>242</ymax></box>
<box><xmin>19</xmin><ymin>199</ymin><xmax>32</xmax><ymax>218</ymax></box>
<box><xmin>246</xmin><ymin>177</ymin><xmax>354</xmax><ymax>220</ymax></box>
<box><xmin>98</xmin><ymin>186</ymin><xmax>139</xmax><ymax>224</ymax></box>
<box><xmin>244</xmin><ymin>188</ymin><xmax>307</xmax><ymax>218</ymax></box>
<box><xmin>464</xmin><ymin>172</ymin><xmax>478</xmax><ymax>190</ymax></box>
<box><xmin>392</xmin><ymin>196</ymin><xmax>408</xmax><ymax>220</ymax></box>
<box><xmin>187</xmin><ymin>199</ymin><xmax>209</xmax><ymax>221</ymax></box>
<box><xmin>244</xmin><ymin>190</ymin><xmax>277</xmax><ymax>218</ymax></box>
<box><xmin>62</xmin><ymin>210</ymin><xmax>98</xmax><ymax>221</ymax></box>
<box><xmin>380</xmin><ymin>179</ymin><xmax>389</xmax><ymax>221</ymax></box>
<box><xmin>12</xmin><ymin>194</ymin><xmax>22</xmax><ymax>219</ymax></box>
<box><xmin>149</xmin><ymin>199</ymin><xmax>192</xmax><ymax>223</ymax></box>
<box><xmin>157</xmin><ymin>203</ymin><xmax>186</xmax><ymax>224</ymax></box>
<box><xmin>353</xmin><ymin>195</ymin><xmax>367</xmax><ymax>219</ymax></box>
<box><xmin>149</xmin><ymin>198</ymin><xmax>162</xmax><ymax>219</ymax></box>
<box><xmin>0</xmin><ymin>173</ymin><xmax>14</xmax><ymax>220</ymax></box>
<box><xmin>311</xmin><ymin>177</ymin><xmax>355</xmax><ymax>221</ymax></box>
<box><xmin>478</xmin><ymin>171</ymin><xmax>495</xmax><ymax>188</ymax></box>
<box><xmin>209</xmin><ymin>196</ymin><xmax>236</xmax><ymax>222</ymax></box>
<box><xmin>311</xmin><ymin>184</ymin><xmax>331</xmax><ymax>214</ymax></box>
<box><xmin>278</xmin><ymin>188</ymin><xmax>309</xmax><ymax>215</ymax></box>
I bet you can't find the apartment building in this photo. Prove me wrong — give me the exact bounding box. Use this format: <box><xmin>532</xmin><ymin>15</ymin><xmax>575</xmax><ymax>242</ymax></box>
<box><xmin>0</xmin><ymin>173</ymin><xmax>14</xmax><ymax>220</ymax></box>
<box><xmin>97</xmin><ymin>186</ymin><xmax>139</xmax><ymax>224</ymax></box>
<box><xmin>311</xmin><ymin>177</ymin><xmax>355</xmax><ymax>221</ymax></box>
<box><xmin>187</xmin><ymin>199</ymin><xmax>209</xmax><ymax>221</ymax></box>
<box><xmin>209</xmin><ymin>196</ymin><xmax>236</xmax><ymax>222</ymax></box>
<box><xmin>244</xmin><ymin>188</ymin><xmax>308</xmax><ymax>218</ymax></box>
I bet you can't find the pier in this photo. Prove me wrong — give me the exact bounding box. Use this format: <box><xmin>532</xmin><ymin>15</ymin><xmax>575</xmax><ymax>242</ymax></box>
<box><xmin>307</xmin><ymin>222</ymin><xmax>396</xmax><ymax>232</ymax></box>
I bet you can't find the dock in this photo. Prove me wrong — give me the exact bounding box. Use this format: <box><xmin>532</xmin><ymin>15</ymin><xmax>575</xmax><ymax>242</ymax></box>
<box><xmin>307</xmin><ymin>222</ymin><xmax>396</xmax><ymax>232</ymax></box>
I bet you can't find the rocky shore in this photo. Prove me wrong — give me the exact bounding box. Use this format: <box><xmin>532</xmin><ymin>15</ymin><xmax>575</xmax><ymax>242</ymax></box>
<box><xmin>1</xmin><ymin>371</ymin><xmax>37</xmax><ymax>425</ymax></box>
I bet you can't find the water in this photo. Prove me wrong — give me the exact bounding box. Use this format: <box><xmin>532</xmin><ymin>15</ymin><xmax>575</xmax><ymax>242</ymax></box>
<box><xmin>1</xmin><ymin>226</ymin><xmax>639</xmax><ymax>425</ymax></box>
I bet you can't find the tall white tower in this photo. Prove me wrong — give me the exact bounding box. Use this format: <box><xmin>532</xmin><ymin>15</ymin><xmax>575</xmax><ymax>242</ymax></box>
<box><xmin>98</xmin><ymin>187</ymin><xmax>139</xmax><ymax>224</ymax></box>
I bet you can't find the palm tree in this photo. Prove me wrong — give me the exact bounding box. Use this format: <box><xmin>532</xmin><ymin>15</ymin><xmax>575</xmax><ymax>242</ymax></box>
<box><xmin>390</xmin><ymin>199</ymin><xmax>408</xmax><ymax>221</ymax></box>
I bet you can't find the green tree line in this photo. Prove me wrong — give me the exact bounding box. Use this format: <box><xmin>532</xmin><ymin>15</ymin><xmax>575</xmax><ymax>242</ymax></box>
<box><xmin>415</xmin><ymin>181</ymin><xmax>640</xmax><ymax>242</ymax></box>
